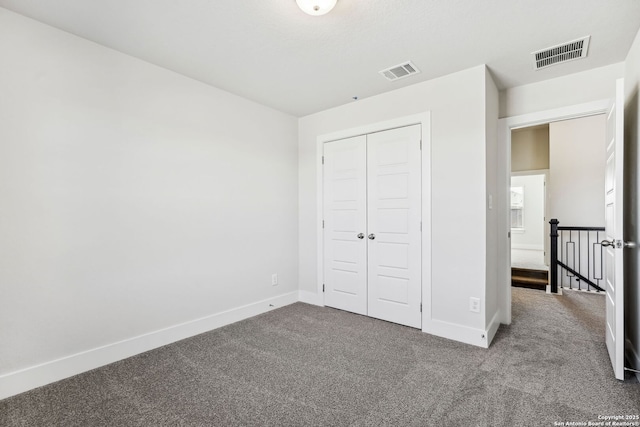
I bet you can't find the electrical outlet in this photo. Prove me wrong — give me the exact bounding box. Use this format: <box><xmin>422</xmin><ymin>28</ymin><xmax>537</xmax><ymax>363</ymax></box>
<box><xmin>469</xmin><ymin>297</ymin><xmax>480</xmax><ymax>313</ymax></box>
<box><xmin>271</xmin><ymin>273</ymin><xmax>278</xmax><ymax>286</ymax></box>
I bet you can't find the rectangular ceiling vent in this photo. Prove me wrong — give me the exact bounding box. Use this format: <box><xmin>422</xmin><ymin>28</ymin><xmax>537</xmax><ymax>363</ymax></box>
<box><xmin>532</xmin><ymin>36</ymin><xmax>590</xmax><ymax>70</ymax></box>
<box><xmin>379</xmin><ymin>61</ymin><xmax>420</xmax><ymax>81</ymax></box>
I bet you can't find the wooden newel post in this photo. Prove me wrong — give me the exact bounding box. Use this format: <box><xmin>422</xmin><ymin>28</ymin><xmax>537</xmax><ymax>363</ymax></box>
<box><xmin>550</xmin><ymin>218</ymin><xmax>559</xmax><ymax>293</ymax></box>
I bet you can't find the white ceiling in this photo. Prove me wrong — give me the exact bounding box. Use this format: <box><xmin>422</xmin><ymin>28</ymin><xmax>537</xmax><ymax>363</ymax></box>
<box><xmin>1</xmin><ymin>0</ymin><xmax>639</xmax><ymax>117</ymax></box>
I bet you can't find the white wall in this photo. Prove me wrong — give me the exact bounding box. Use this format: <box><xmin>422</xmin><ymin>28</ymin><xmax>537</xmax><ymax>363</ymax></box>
<box><xmin>485</xmin><ymin>71</ymin><xmax>500</xmax><ymax>332</ymax></box>
<box><xmin>623</xmin><ymin>27</ymin><xmax>640</xmax><ymax>378</ymax></box>
<box><xmin>0</xmin><ymin>8</ymin><xmax>299</xmax><ymax>397</ymax></box>
<box><xmin>510</xmin><ymin>174</ymin><xmax>545</xmax><ymax>250</ymax></box>
<box><xmin>299</xmin><ymin>65</ymin><xmax>494</xmax><ymax>345</ymax></box>
<box><xmin>500</xmin><ymin>63</ymin><xmax>624</xmax><ymax>118</ymax></box>
<box><xmin>549</xmin><ymin>115</ymin><xmax>606</xmax><ymax>227</ymax></box>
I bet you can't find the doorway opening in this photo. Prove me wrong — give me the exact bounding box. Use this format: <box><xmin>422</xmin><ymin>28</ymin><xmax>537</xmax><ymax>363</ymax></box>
<box><xmin>498</xmin><ymin>99</ymin><xmax>610</xmax><ymax>326</ymax></box>
<box><xmin>510</xmin><ymin>124</ymin><xmax>550</xmax><ymax>291</ymax></box>
<box><xmin>509</xmin><ymin>115</ymin><xmax>607</xmax><ymax>294</ymax></box>
<box><xmin>510</xmin><ymin>172</ymin><xmax>549</xmax><ymax>289</ymax></box>
<box><xmin>499</xmin><ymin>85</ymin><xmax>625</xmax><ymax>379</ymax></box>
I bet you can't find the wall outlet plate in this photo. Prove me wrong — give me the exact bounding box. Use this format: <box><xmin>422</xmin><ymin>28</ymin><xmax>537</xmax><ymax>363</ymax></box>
<box><xmin>470</xmin><ymin>297</ymin><xmax>480</xmax><ymax>313</ymax></box>
<box><xmin>271</xmin><ymin>274</ymin><xmax>278</xmax><ymax>286</ymax></box>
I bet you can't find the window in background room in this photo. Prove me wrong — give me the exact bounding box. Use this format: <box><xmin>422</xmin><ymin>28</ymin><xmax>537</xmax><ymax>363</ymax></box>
<box><xmin>511</xmin><ymin>186</ymin><xmax>524</xmax><ymax>230</ymax></box>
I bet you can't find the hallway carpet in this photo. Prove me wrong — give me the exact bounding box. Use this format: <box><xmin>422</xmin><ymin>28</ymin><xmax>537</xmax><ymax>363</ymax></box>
<box><xmin>1</xmin><ymin>288</ymin><xmax>639</xmax><ymax>426</ymax></box>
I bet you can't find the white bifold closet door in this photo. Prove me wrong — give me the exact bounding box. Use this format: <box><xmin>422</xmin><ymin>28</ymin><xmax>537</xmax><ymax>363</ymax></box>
<box><xmin>323</xmin><ymin>125</ymin><xmax>422</xmax><ymax>328</ymax></box>
<box><xmin>323</xmin><ymin>135</ymin><xmax>368</xmax><ymax>315</ymax></box>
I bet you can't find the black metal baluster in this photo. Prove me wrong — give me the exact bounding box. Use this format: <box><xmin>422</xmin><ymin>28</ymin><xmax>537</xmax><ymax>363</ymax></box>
<box><xmin>551</xmin><ymin>223</ymin><xmax>605</xmax><ymax>293</ymax></box>
<box><xmin>568</xmin><ymin>230</ymin><xmax>573</xmax><ymax>290</ymax></box>
<box><xmin>598</xmin><ymin>230</ymin><xmax>604</xmax><ymax>292</ymax></box>
<box><xmin>550</xmin><ymin>219</ymin><xmax>559</xmax><ymax>294</ymax></box>
<box><xmin>578</xmin><ymin>231</ymin><xmax>582</xmax><ymax>291</ymax></box>
<box><xmin>587</xmin><ymin>231</ymin><xmax>591</xmax><ymax>291</ymax></box>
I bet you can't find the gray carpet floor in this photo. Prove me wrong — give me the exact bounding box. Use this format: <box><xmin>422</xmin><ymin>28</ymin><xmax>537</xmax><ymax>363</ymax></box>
<box><xmin>1</xmin><ymin>287</ymin><xmax>639</xmax><ymax>426</ymax></box>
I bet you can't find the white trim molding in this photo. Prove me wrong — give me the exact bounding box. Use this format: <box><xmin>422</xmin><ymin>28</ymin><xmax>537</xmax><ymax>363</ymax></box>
<box><xmin>0</xmin><ymin>292</ymin><xmax>299</xmax><ymax>400</ymax></box>
<box><xmin>423</xmin><ymin>318</ymin><xmax>494</xmax><ymax>349</ymax></box>
<box><xmin>511</xmin><ymin>243</ymin><xmax>544</xmax><ymax>251</ymax></box>
<box><xmin>486</xmin><ymin>311</ymin><xmax>502</xmax><ymax>346</ymax></box>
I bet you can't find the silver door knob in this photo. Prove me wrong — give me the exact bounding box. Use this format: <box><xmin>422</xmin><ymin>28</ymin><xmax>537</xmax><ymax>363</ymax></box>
<box><xmin>357</xmin><ymin>233</ymin><xmax>364</xmax><ymax>239</ymax></box>
<box><xmin>368</xmin><ymin>233</ymin><xmax>376</xmax><ymax>240</ymax></box>
<box><xmin>602</xmin><ymin>239</ymin><xmax>636</xmax><ymax>249</ymax></box>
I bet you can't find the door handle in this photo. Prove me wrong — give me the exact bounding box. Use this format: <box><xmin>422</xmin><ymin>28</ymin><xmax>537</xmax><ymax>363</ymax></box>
<box><xmin>601</xmin><ymin>239</ymin><xmax>636</xmax><ymax>249</ymax></box>
<box><xmin>357</xmin><ymin>233</ymin><xmax>364</xmax><ymax>239</ymax></box>
<box><xmin>368</xmin><ymin>233</ymin><xmax>376</xmax><ymax>240</ymax></box>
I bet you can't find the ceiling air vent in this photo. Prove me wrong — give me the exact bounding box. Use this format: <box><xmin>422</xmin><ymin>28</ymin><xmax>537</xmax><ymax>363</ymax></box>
<box><xmin>532</xmin><ymin>36</ymin><xmax>590</xmax><ymax>70</ymax></box>
<box><xmin>379</xmin><ymin>61</ymin><xmax>420</xmax><ymax>81</ymax></box>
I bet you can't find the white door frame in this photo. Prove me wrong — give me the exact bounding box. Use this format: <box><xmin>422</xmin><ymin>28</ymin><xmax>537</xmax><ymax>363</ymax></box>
<box><xmin>510</xmin><ymin>169</ymin><xmax>550</xmax><ymax>267</ymax></box>
<box><xmin>316</xmin><ymin>112</ymin><xmax>431</xmax><ymax>329</ymax></box>
<box><xmin>498</xmin><ymin>100</ymin><xmax>609</xmax><ymax>324</ymax></box>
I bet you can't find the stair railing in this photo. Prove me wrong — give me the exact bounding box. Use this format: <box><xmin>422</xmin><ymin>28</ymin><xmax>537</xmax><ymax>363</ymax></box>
<box><xmin>549</xmin><ymin>219</ymin><xmax>605</xmax><ymax>293</ymax></box>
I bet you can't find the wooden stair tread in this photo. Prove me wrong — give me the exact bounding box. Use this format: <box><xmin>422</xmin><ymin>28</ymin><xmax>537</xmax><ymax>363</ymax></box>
<box><xmin>511</xmin><ymin>267</ymin><xmax>549</xmax><ymax>277</ymax></box>
<box><xmin>512</xmin><ymin>267</ymin><xmax>548</xmax><ymax>290</ymax></box>
<box><xmin>511</xmin><ymin>282</ymin><xmax>547</xmax><ymax>290</ymax></box>
<box><xmin>512</xmin><ymin>276</ymin><xmax>548</xmax><ymax>285</ymax></box>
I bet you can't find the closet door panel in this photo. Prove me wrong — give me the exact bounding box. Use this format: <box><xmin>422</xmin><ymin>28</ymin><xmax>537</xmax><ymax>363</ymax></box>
<box><xmin>323</xmin><ymin>136</ymin><xmax>368</xmax><ymax>315</ymax></box>
<box><xmin>366</xmin><ymin>125</ymin><xmax>422</xmax><ymax>328</ymax></box>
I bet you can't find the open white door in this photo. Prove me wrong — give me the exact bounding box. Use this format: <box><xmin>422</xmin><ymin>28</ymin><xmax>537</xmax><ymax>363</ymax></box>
<box><xmin>603</xmin><ymin>78</ymin><xmax>625</xmax><ymax>380</ymax></box>
<box><xmin>323</xmin><ymin>136</ymin><xmax>368</xmax><ymax>315</ymax></box>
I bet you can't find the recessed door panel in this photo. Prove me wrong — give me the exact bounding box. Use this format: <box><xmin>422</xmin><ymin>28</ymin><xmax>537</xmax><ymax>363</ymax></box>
<box><xmin>605</xmin><ymin>152</ymin><xmax>614</xmax><ymax>194</ymax></box>
<box><xmin>377</xmin><ymin>174</ymin><xmax>409</xmax><ymax>200</ymax></box>
<box><xmin>332</xmin><ymin>178</ymin><xmax>359</xmax><ymax>202</ymax></box>
<box><xmin>332</xmin><ymin>240</ymin><xmax>359</xmax><ymax>264</ymax></box>
<box><xmin>377</xmin><ymin>209</ymin><xmax>410</xmax><ymax>234</ymax></box>
<box><xmin>377</xmin><ymin>242</ymin><xmax>409</xmax><ymax>269</ymax></box>
<box><xmin>377</xmin><ymin>139</ymin><xmax>409</xmax><ymax>166</ymax></box>
<box><xmin>332</xmin><ymin>269</ymin><xmax>359</xmax><ymax>295</ymax></box>
<box><xmin>333</xmin><ymin>210</ymin><xmax>357</xmax><ymax>232</ymax></box>
<box><xmin>377</xmin><ymin>275</ymin><xmax>409</xmax><ymax>305</ymax></box>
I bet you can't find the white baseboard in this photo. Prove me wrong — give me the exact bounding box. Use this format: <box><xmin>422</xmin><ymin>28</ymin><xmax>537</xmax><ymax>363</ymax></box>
<box><xmin>625</xmin><ymin>337</ymin><xmax>640</xmax><ymax>382</ymax></box>
<box><xmin>423</xmin><ymin>318</ymin><xmax>491</xmax><ymax>349</ymax></box>
<box><xmin>546</xmin><ymin>285</ymin><xmax>562</xmax><ymax>295</ymax></box>
<box><xmin>486</xmin><ymin>311</ymin><xmax>501</xmax><ymax>347</ymax></box>
<box><xmin>511</xmin><ymin>244</ymin><xmax>543</xmax><ymax>251</ymax></box>
<box><xmin>298</xmin><ymin>290</ymin><xmax>323</xmax><ymax>306</ymax></box>
<box><xmin>0</xmin><ymin>291</ymin><xmax>299</xmax><ymax>401</ymax></box>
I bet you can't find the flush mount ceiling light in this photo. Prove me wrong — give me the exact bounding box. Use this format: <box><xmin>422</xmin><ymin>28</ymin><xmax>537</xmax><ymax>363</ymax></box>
<box><xmin>296</xmin><ymin>0</ymin><xmax>337</xmax><ymax>16</ymax></box>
